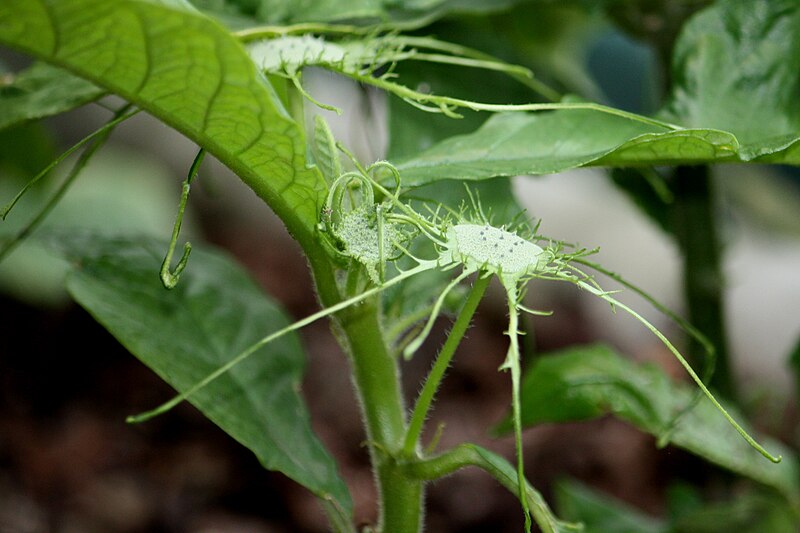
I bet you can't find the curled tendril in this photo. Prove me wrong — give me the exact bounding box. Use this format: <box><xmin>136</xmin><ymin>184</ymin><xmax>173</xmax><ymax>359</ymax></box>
<box><xmin>160</xmin><ymin>148</ymin><xmax>205</xmax><ymax>290</ymax></box>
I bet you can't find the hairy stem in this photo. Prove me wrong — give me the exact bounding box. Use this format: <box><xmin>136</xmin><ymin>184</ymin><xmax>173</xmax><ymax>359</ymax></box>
<box><xmin>502</xmin><ymin>284</ymin><xmax>532</xmax><ymax>531</ymax></box>
<box><xmin>403</xmin><ymin>273</ymin><xmax>490</xmax><ymax>455</ymax></box>
<box><xmin>340</xmin><ymin>69</ymin><xmax>681</xmax><ymax>129</ymax></box>
<box><xmin>335</xmin><ymin>296</ymin><xmax>423</xmax><ymax>532</ymax></box>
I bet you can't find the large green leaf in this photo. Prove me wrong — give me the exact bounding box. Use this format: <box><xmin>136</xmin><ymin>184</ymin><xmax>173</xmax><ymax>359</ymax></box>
<box><xmin>509</xmin><ymin>344</ymin><xmax>800</xmax><ymax>502</ymax></box>
<box><xmin>661</xmin><ymin>0</ymin><xmax>800</xmax><ymax>162</ymax></box>
<box><xmin>0</xmin><ymin>62</ymin><xmax>104</xmax><ymax>131</ymax></box>
<box><xmin>395</xmin><ymin>0</ymin><xmax>800</xmax><ymax>183</ymax></box>
<box><xmin>58</xmin><ymin>235</ymin><xmax>352</xmax><ymax>521</ymax></box>
<box><xmin>0</xmin><ymin>0</ymin><xmax>326</xmax><ymax>243</ymax></box>
<box><xmin>396</xmin><ymin>110</ymin><xmax>740</xmax><ymax>185</ymax></box>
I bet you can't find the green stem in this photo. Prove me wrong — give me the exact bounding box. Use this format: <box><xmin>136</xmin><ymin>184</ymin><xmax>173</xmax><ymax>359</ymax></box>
<box><xmin>503</xmin><ymin>284</ymin><xmax>532</xmax><ymax>531</ymax></box>
<box><xmin>306</xmin><ymin>252</ymin><xmax>430</xmax><ymax>532</ymax></box>
<box><xmin>394</xmin><ymin>36</ymin><xmax>560</xmax><ymax>102</ymax></box>
<box><xmin>287</xmin><ymin>73</ymin><xmax>307</xmax><ymax>126</ymax></box>
<box><xmin>400</xmin><ymin>444</ymin><xmax>576</xmax><ymax>533</ymax></box>
<box><xmin>285</xmin><ymin>78</ymin><xmax>421</xmax><ymax>532</ymax></box>
<box><xmin>340</xmin><ymin>69</ymin><xmax>681</xmax><ymax>130</ymax></box>
<box><xmin>402</xmin><ymin>269</ymin><xmax>473</xmax><ymax>359</ymax></box>
<box><xmin>671</xmin><ymin>166</ymin><xmax>734</xmax><ymax>399</ymax></box>
<box><xmin>234</xmin><ymin>18</ymin><xmax>439</xmax><ymax>42</ymax></box>
<box><xmin>335</xmin><ymin>296</ymin><xmax>423</xmax><ymax>532</ymax></box>
<box><xmin>403</xmin><ymin>273</ymin><xmax>490</xmax><ymax>455</ymax></box>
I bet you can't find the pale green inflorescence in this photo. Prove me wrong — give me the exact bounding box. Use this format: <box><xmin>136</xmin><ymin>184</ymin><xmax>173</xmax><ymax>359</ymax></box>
<box><xmin>442</xmin><ymin>224</ymin><xmax>546</xmax><ymax>279</ymax></box>
<box><xmin>336</xmin><ymin>205</ymin><xmax>401</xmax><ymax>283</ymax></box>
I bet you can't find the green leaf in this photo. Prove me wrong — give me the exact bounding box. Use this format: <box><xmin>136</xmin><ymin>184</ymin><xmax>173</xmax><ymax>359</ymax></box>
<box><xmin>508</xmin><ymin>344</ymin><xmax>800</xmax><ymax>502</ymax></box>
<box><xmin>0</xmin><ymin>0</ymin><xmax>327</xmax><ymax>244</ymax></box>
<box><xmin>0</xmin><ymin>62</ymin><xmax>104</xmax><ymax>131</ymax></box>
<box><xmin>312</xmin><ymin>115</ymin><xmax>341</xmax><ymax>184</ymax></box>
<box><xmin>0</xmin><ymin>121</ymin><xmax>55</xmax><ymax>177</ymax></box>
<box><xmin>556</xmin><ymin>478</ymin><xmax>800</xmax><ymax>533</ymax></box>
<box><xmin>669</xmin><ymin>488</ymin><xmax>800</xmax><ymax>533</ymax></box>
<box><xmin>661</xmin><ymin>0</ymin><xmax>800</xmax><ymax>162</ymax></box>
<box><xmin>554</xmin><ymin>479</ymin><xmax>668</xmax><ymax>533</ymax></box>
<box><xmin>396</xmin><ymin>110</ymin><xmax>742</xmax><ymax>185</ymax></box>
<box><xmin>57</xmin><ymin>234</ymin><xmax>352</xmax><ymax>520</ymax></box>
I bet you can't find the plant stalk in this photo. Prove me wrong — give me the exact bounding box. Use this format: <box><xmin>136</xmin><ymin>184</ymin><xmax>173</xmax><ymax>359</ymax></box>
<box><xmin>403</xmin><ymin>273</ymin><xmax>490</xmax><ymax>455</ymax></box>
<box><xmin>671</xmin><ymin>165</ymin><xmax>734</xmax><ymax>399</ymax></box>
<box><xmin>338</xmin><ymin>297</ymin><xmax>423</xmax><ymax>532</ymax></box>
<box><xmin>308</xmin><ymin>253</ymin><xmax>422</xmax><ymax>532</ymax></box>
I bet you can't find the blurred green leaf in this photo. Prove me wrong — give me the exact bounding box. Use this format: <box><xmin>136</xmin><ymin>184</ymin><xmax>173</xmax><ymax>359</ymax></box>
<box><xmin>0</xmin><ymin>121</ymin><xmax>55</xmax><ymax>177</ymax></box>
<box><xmin>191</xmin><ymin>0</ymin><xmax>533</xmax><ymax>25</ymax></box>
<box><xmin>0</xmin><ymin>149</ymin><xmax>178</xmax><ymax>306</ymax></box>
<box><xmin>557</xmin><ymin>478</ymin><xmax>800</xmax><ymax>533</ymax></box>
<box><xmin>608</xmin><ymin>0</ymin><xmax>800</xmax><ymax>236</ymax></box>
<box><xmin>554</xmin><ymin>478</ymin><xmax>668</xmax><ymax>533</ymax></box>
<box><xmin>505</xmin><ymin>344</ymin><xmax>800</xmax><ymax>502</ymax></box>
<box><xmin>661</xmin><ymin>0</ymin><xmax>800</xmax><ymax>162</ymax></box>
<box><xmin>0</xmin><ymin>0</ymin><xmax>326</xmax><ymax>243</ymax></box>
<box><xmin>670</xmin><ymin>488</ymin><xmax>799</xmax><ymax>533</ymax></box>
<box><xmin>498</xmin><ymin>4</ymin><xmax>604</xmax><ymax>101</ymax></box>
<box><xmin>59</xmin><ymin>234</ymin><xmax>353</xmax><ymax>520</ymax></box>
<box><xmin>0</xmin><ymin>62</ymin><xmax>103</xmax><ymax>131</ymax></box>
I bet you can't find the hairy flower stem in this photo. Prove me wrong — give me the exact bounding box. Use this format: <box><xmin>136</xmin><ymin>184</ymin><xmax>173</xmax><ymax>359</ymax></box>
<box><xmin>403</xmin><ymin>274</ymin><xmax>491</xmax><ymax>455</ymax></box>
